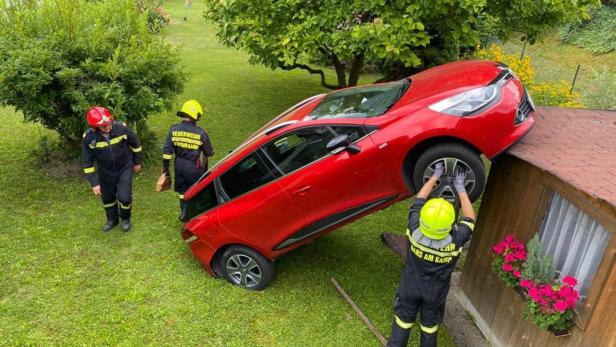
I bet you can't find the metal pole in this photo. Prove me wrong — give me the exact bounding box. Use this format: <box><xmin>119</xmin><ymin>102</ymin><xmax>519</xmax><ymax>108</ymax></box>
<box><xmin>520</xmin><ymin>40</ymin><xmax>527</xmax><ymax>60</ymax></box>
<box><xmin>331</xmin><ymin>278</ymin><xmax>387</xmax><ymax>346</ymax></box>
<box><xmin>570</xmin><ymin>64</ymin><xmax>581</xmax><ymax>93</ymax></box>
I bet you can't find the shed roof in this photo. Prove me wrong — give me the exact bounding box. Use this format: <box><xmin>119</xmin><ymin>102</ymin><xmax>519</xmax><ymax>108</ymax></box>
<box><xmin>508</xmin><ymin>106</ymin><xmax>616</xmax><ymax>208</ymax></box>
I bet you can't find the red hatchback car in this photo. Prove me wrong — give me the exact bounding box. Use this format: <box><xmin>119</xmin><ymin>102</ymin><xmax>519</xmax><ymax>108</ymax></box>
<box><xmin>182</xmin><ymin>60</ymin><xmax>534</xmax><ymax>290</ymax></box>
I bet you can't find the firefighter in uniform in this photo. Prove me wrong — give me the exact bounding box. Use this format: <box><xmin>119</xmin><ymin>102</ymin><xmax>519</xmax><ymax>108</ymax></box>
<box><xmin>162</xmin><ymin>100</ymin><xmax>214</xmax><ymax>220</ymax></box>
<box><xmin>387</xmin><ymin>162</ymin><xmax>475</xmax><ymax>347</ymax></box>
<box><xmin>82</xmin><ymin>106</ymin><xmax>142</xmax><ymax>232</ymax></box>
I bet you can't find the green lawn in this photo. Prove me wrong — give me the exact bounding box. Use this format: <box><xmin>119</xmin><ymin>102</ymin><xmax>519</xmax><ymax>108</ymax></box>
<box><xmin>0</xmin><ymin>1</ymin><xmax>455</xmax><ymax>346</ymax></box>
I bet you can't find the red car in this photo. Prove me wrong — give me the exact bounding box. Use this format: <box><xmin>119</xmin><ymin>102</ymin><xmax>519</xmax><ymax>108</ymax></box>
<box><xmin>182</xmin><ymin>60</ymin><xmax>534</xmax><ymax>290</ymax></box>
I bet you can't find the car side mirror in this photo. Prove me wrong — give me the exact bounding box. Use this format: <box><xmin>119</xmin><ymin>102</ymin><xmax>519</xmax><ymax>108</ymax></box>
<box><xmin>326</xmin><ymin>134</ymin><xmax>361</xmax><ymax>155</ymax></box>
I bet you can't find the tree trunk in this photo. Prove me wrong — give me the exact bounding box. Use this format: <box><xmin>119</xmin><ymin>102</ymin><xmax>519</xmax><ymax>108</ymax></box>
<box><xmin>347</xmin><ymin>52</ymin><xmax>364</xmax><ymax>87</ymax></box>
<box><xmin>332</xmin><ymin>55</ymin><xmax>347</xmax><ymax>88</ymax></box>
<box><xmin>278</xmin><ymin>63</ymin><xmax>339</xmax><ymax>89</ymax></box>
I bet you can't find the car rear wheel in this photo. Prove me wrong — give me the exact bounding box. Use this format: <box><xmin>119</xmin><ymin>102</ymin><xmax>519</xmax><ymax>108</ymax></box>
<box><xmin>412</xmin><ymin>143</ymin><xmax>486</xmax><ymax>202</ymax></box>
<box><xmin>220</xmin><ymin>246</ymin><xmax>274</xmax><ymax>291</ymax></box>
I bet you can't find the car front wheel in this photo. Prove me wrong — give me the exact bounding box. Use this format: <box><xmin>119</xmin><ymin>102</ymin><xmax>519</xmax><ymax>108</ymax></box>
<box><xmin>219</xmin><ymin>246</ymin><xmax>275</xmax><ymax>291</ymax></box>
<box><xmin>412</xmin><ymin>143</ymin><xmax>486</xmax><ymax>202</ymax></box>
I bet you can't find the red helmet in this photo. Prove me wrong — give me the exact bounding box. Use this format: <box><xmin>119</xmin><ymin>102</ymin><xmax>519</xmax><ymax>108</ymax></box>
<box><xmin>86</xmin><ymin>106</ymin><xmax>114</xmax><ymax>128</ymax></box>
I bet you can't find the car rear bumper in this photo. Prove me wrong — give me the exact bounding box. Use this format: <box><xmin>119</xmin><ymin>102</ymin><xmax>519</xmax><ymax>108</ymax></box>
<box><xmin>182</xmin><ymin>229</ymin><xmax>217</xmax><ymax>276</ymax></box>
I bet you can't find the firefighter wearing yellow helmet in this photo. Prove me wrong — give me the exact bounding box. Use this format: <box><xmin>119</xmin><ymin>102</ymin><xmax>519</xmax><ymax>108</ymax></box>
<box><xmin>387</xmin><ymin>163</ymin><xmax>476</xmax><ymax>347</ymax></box>
<box><xmin>162</xmin><ymin>99</ymin><xmax>214</xmax><ymax>220</ymax></box>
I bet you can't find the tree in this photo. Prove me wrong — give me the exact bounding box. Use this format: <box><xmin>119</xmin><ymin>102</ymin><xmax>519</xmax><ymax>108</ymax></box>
<box><xmin>204</xmin><ymin>0</ymin><xmax>598</xmax><ymax>89</ymax></box>
<box><xmin>0</xmin><ymin>0</ymin><xmax>185</xmax><ymax>154</ymax></box>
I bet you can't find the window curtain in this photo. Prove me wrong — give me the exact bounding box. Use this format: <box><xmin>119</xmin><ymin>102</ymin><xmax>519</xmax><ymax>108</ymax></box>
<box><xmin>539</xmin><ymin>192</ymin><xmax>611</xmax><ymax>300</ymax></box>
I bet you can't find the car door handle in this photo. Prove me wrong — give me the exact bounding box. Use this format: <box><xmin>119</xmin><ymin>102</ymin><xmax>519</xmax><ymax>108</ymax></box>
<box><xmin>293</xmin><ymin>185</ymin><xmax>312</xmax><ymax>195</ymax></box>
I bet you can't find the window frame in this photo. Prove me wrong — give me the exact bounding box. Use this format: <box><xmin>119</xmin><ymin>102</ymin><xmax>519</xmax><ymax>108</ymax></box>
<box><xmin>531</xmin><ymin>183</ymin><xmax>616</xmax><ymax>330</ymax></box>
<box><xmin>185</xmin><ymin>179</ymin><xmax>221</xmax><ymax>221</ymax></box>
<box><xmin>259</xmin><ymin>125</ymin><xmax>374</xmax><ymax>177</ymax></box>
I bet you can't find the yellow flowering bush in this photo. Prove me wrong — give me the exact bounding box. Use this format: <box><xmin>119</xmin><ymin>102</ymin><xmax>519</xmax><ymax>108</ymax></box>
<box><xmin>474</xmin><ymin>44</ymin><xmax>582</xmax><ymax>108</ymax></box>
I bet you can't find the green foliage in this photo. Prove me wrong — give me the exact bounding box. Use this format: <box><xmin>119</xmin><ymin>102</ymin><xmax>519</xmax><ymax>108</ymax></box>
<box><xmin>203</xmin><ymin>0</ymin><xmax>598</xmax><ymax>87</ymax></box>
<box><xmin>524</xmin><ymin>300</ymin><xmax>575</xmax><ymax>331</ymax></box>
<box><xmin>561</xmin><ymin>5</ymin><xmax>616</xmax><ymax>54</ymax></box>
<box><xmin>521</xmin><ymin>235</ymin><xmax>556</xmax><ymax>285</ymax></box>
<box><xmin>491</xmin><ymin>256</ymin><xmax>519</xmax><ymax>288</ymax></box>
<box><xmin>0</xmin><ymin>0</ymin><xmax>185</xmax><ymax>154</ymax></box>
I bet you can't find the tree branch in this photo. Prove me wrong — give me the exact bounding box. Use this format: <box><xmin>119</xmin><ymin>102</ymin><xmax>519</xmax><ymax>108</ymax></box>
<box><xmin>279</xmin><ymin>63</ymin><xmax>340</xmax><ymax>89</ymax></box>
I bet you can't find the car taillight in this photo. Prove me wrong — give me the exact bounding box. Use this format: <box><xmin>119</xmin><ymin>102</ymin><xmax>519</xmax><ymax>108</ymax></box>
<box><xmin>182</xmin><ymin>228</ymin><xmax>198</xmax><ymax>243</ymax></box>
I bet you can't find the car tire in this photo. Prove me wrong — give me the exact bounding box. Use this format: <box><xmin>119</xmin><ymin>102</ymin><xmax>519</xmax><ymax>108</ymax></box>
<box><xmin>219</xmin><ymin>246</ymin><xmax>274</xmax><ymax>291</ymax></box>
<box><xmin>412</xmin><ymin>143</ymin><xmax>486</xmax><ymax>202</ymax></box>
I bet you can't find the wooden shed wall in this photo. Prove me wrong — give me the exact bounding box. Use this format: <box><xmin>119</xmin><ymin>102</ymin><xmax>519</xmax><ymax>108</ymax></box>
<box><xmin>460</xmin><ymin>155</ymin><xmax>616</xmax><ymax>347</ymax></box>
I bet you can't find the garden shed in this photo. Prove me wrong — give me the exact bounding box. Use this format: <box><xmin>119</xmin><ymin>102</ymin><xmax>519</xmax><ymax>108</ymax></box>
<box><xmin>458</xmin><ymin>106</ymin><xmax>616</xmax><ymax>346</ymax></box>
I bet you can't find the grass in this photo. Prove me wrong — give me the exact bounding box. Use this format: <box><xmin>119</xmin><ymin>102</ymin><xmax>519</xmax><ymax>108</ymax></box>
<box><xmin>0</xmin><ymin>1</ymin><xmax>454</xmax><ymax>346</ymax></box>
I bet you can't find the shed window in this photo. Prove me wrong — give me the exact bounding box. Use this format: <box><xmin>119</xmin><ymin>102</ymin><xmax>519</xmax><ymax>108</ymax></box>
<box><xmin>539</xmin><ymin>192</ymin><xmax>611</xmax><ymax>300</ymax></box>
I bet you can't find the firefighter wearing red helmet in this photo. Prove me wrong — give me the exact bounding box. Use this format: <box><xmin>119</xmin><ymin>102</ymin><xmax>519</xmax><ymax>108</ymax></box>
<box><xmin>82</xmin><ymin>106</ymin><xmax>143</xmax><ymax>232</ymax></box>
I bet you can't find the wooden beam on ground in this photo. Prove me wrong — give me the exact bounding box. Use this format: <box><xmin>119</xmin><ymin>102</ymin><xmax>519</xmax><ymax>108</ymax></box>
<box><xmin>331</xmin><ymin>277</ymin><xmax>387</xmax><ymax>346</ymax></box>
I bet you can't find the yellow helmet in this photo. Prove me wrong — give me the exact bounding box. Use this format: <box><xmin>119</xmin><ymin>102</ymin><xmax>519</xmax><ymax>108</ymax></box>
<box><xmin>419</xmin><ymin>198</ymin><xmax>455</xmax><ymax>240</ymax></box>
<box><xmin>178</xmin><ymin>99</ymin><xmax>203</xmax><ymax>121</ymax></box>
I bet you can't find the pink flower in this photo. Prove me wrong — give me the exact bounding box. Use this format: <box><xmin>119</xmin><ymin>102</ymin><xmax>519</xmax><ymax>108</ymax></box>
<box><xmin>502</xmin><ymin>263</ymin><xmax>514</xmax><ymax>272</ymax></box>
<box><xmin>492</xmin><ymin>244</ymin><xmax>506</xmax><ymax>255</ymax></box>
<box><xmin>513</xmin><ymin>250</ymin><xmax>527</xmax><ymax>260</ymax></box>
<box><xmin>513</xmin><ymin>270</ymin><xmax>521</xmax><ymax>278</ymax></box>
<box><xmin>554</xmin><ymin>300</ymin><xmax>569</xmax><ymax>313</ymax></box>
<box><xmin>540</xmin><ymin>285</ymin><xmax>555</xmax><ymax>297</ymax></box>
<box><xmin>528</xmin><ymin>287</ymin><xmax>541</xmax><ymax>302</ymax></box>
<box><xmin>504</xmin><ymin>253</ymin><xmax>516</xmax><ymax>263</ymax></box>
<box><xmin>504</xmin><ymin>234</ymin><xmax>515</xmax><ymax>243</ymax></box>
<box><xmin>520</xmin><ymin>279</ymin><xmax>534</xmax><ymax>289</ymax></box>
<box><xmin>562</xmin><ymin>276</ymin><xmax>577</xmax><ymax>287</ymax></box>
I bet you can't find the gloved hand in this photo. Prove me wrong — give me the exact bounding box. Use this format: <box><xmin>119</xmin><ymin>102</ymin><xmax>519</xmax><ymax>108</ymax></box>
<box><xmin>432</xmin><ymin>162</ymin><xmax>445</xmax><ymax>179</ymax></box>
<box><xmin>454</xmin><ymin>169</ymin><xmax>467</xmax><ymax>193</ymax></box>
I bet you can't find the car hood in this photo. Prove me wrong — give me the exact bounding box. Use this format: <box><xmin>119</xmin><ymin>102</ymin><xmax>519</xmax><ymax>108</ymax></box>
<box><xmin>404</xmin><ymin>60</ymin><xmax>502</xmax><ymax>104</ymax></box>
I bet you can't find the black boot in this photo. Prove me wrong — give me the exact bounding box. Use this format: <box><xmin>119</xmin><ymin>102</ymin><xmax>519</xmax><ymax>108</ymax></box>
<box><xmin>102</xmin><ymin>219</ymin><xmax>118</xmax><ymax>232</ymax></box>
<box><xmin>420</xmin><ymin>330</ymin><xmax>438</xmax><ymax>347</ymax></box>
<box><xmin>387</xmin><ymin>318</ymin><xmax>411</xmax><ymax>347</ymax></box>
<box><xmin>121</xmin><ymin>219</ymin><xmax>131</xmax><ymax>232</ymax></box>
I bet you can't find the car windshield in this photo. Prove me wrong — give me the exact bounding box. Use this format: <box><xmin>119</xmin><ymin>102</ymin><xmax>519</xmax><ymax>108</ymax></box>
<box><xmin>305</xmin><ymin>79</ymin><xmax>410</xmax><ymax>120</ymax></box>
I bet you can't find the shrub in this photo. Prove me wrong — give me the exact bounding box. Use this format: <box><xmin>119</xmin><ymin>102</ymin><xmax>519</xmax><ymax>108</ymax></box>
<box><xmin>0</xmin><ymin>0</ymin><xmax>185</xmax><ymax>156</ymax></box>
<box><xmin>560</xmin><ymin>5</ymin><xmax>616</xmax><ymax>54</ymax></box>
<box><xmin>521</xmin><ymin>234</ymin><xmax>556</xmax><ymax>285</ymax></box>
<box><xmin>521</xmin><ymin>276</ymin><xmax>580</xmax><ymax>331</ymax></box>
<box><xmin>475</xmin><ymin>44</ymin><xmax>583</xmax><ymax>108</ymax></box>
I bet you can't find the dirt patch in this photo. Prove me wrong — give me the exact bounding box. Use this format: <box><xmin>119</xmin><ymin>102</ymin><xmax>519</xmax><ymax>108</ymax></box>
<box><xmin>41</xmin><ymin>159</ymin><xmax>83</xmax><ymax>179</ymax></box>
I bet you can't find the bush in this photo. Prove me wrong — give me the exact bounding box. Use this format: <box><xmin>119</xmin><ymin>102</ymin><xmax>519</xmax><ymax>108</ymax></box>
<box><xmin>0</xmin><ymin>0</ymin><xmax>185</xmax><ymax>155</ymax></box>
<box><xmin>521</xmin><ymin>234</ymin><xmax>556</xmax><ymax>285</ymax></box>
<box><xmin>475</xmin><ymin>44</ymin><xmax>583</xmax><ymax>108</ymax></box>
<box><xmin>560</xmin><ymin>5</ymin><xmax>616</xmax><ymax>54</ymax></box>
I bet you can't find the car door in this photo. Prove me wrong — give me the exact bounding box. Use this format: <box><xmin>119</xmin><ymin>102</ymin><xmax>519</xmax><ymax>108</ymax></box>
<box><xmin>215</xmin><ymin>151</ymin><xmax>309</xmax><ymax>252</ymax></box>
<box><xmin>261</xmin><ymin>125</ymin><xmax>399</xmax><ymax>250</ymax></box>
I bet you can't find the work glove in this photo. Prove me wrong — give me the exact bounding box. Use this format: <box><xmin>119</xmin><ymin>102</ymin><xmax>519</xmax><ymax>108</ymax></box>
<box><xmin>453</xmin><ymin>169</ymin><xmax>467</xmax><ymax>193</ymax></box>
<box><xmin>432</xmin><ymin>162</ymin><xmax>445</xmax><ymax>179</ymax></box>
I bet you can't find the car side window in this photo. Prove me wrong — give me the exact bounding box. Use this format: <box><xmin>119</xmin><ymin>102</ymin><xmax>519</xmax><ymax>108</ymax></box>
<box><xmin>219</xmin><ymin>152</ymin><xmax>277</xmax><ymax>199</ymax></box>
<box><xmin>185</xmin><ymin>182</ymin><xmax>218</xmax><ymax>220</ymax></box>
<box><xmin>262</xmin><ymin>126</ymin><xmax>335</xmax><ymax>174</ymax></box>
<box><xmin>329</xmin><ymin>126</ymin><xmax>367</xmax><ymax>143</ymax></box>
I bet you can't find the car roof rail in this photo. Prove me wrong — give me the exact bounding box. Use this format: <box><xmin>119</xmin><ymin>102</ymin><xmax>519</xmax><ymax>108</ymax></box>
<box><xmin>264</xmin><ymin>120</ymin><xmax>298</xmax><ymax>135</ymax></box>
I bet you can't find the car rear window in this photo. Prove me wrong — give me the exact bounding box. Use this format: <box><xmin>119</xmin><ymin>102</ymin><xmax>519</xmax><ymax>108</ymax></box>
<box><xmin>305</xmin><ymin>79</ymin><xmax>409</xmax><ymax>120</ymax></box>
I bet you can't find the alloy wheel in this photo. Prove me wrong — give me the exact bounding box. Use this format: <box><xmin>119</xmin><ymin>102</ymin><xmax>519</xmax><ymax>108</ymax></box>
<box><xmin>226</xmin><ymin>254</ymin><xmax>262</xmax><ymax>288</ymax></box>
<box><xmin>422</xmin><ymin>157</ymin><xmax>477</xmax><ymax>201</ymax></box>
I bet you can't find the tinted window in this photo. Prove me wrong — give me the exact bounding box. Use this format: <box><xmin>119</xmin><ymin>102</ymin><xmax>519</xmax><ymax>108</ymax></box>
<box><xmin>185</xmin><ymin>182</ymin><xmax>218</xmax><ymax>221</ymax></box>
<box><xmin>305</xmin><ymin>79</ymin><xmax>409</xmax><ymax>120</ymax></box>
<box><xmin>263</xmin><ymin>127</ymin><xmax>335</xmax><ymax>174</ymax></box>
<box><xmin>220</xmin><ymin>153</ymin><xmax>276</xmax><ymax>199</ymax></box>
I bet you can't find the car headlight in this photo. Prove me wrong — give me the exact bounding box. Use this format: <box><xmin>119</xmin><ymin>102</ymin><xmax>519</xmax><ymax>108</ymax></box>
<box><xmin>428</xmin><ymin>85</ymin><xmax>501</xmax><ymax>116</ymax></box>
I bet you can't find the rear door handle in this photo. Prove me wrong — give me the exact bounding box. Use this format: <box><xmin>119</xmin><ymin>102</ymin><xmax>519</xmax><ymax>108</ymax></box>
<box><xmin>293</xmin><ymin>185</ymin><xmax>312</xmax><ymax>195</ymax></box>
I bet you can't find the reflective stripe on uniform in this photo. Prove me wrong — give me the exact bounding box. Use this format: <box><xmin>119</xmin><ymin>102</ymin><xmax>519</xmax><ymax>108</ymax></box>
<box><xmin>179</xmin><ymin>194</ymin><xmax>184</xmax><ymax>199</ymax></box>
<box><xmin>406</xmin><ymin>229</ymin><xmax>462</xmax><ymax>258</ymax></box>
<box><xmin>103</xmin><ymin>201</ymin><xmax>117</xmax><ymax>208</ymax></box>
<box><xmin>420</xmin><ymin>324</ymin><xmax>438</xmax><ymax>334</ymax></box>
<box><xmin>84</xmin><ymin>167</ymin><xmax>95</xmax><ymax>174</ymax></box>
<box><xmin>172</xmin><ymin>136</ymin><xmax>202</xmax><ymax>146</ymax></box>
<box><xmin>395</xmin><ymin>315</ymin><xmax>414</xmax><ymax>329</ymax></box>
<box><xmin>90</xmin><ymin>135</ymin><xmax>128</xmax><ymax>148</ymax></box>
<box><xmin>162</xmin><ymin>153</ymin><xmax>173</xmax><ymax>160</ymax></box>
<box><xmin>119</xmin><ymin>202</ymin><xmax>131</xmax><ymax>210</ymax></box>
<box><xmin>130</xmin><ymin>146</ymin><xmax>142</xmax><ymax>153</ymax></box>
<box><xmin>459</xmin><ymin>220</ymin><xmax>475</xmax><ymax>231</ymax></box>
